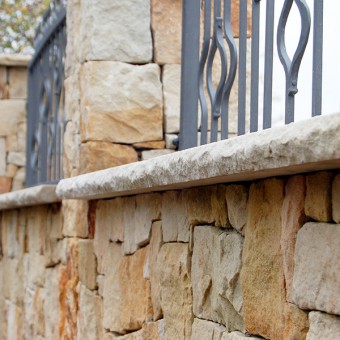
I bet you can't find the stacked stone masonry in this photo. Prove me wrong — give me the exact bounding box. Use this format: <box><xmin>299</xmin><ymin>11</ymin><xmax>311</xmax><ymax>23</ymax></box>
<box><xmin>0</xmin><ymin>55</ymin><xmax>29</xmax><ymax>193</ymax></box>
<box><xmin>1</xmin><ymin>170</ymin><xmax>339</xmax><ymax>339</ymax></box>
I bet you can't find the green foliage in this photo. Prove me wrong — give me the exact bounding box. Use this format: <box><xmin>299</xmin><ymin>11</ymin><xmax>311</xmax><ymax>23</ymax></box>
<box><xmin>0</xmin><ymin>0</ymin><xmax>50</xmax><ymax>54</ymax></box>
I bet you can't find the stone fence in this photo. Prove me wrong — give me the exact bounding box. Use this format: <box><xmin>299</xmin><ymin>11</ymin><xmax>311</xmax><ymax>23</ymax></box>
<box><xmin>0</xmin><ymin>55</ymin><xmax>29</xmax><ymax>193</ymax></box>
<box><xmin>0</xmin><ymin>113</ymin><xmax>339</xmax><ymax>339</ymax></box>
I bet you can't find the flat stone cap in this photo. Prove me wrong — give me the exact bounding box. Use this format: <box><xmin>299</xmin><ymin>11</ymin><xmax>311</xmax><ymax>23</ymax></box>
<box><xmin>56</xmin><ymin>112</ymin><xmax>340</xmax><ymax>200</ymax></box>
<box><xmin>0</xmin><ymin>185</ymin><xmax>59</xmax><ymax>210</ymax></box>
<box><xmin>0</xmin><ymin>54</ymin><xmax>31</xmax><ymax>66</ymax></box>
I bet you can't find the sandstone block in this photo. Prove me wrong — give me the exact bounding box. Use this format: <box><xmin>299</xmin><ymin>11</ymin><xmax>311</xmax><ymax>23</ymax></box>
<box><xmin>192</xmin><ymin>226</ymin><xmax>244</xmax><ymax>330</ymax></box>
<box><xmin>78</xmin><ymin>240</ymin><xmax>97</xmax><ymax>290</ymax></box>
<box><xmin>62</xmin><ymin>199</ymin><xmax>88</xmax><ymax>238</ymax></box>
<box><xmin>64</xmin><ymin>64</ymin><xmax>81</xmax><ymax>123</ymax></box>
<box><xmin>157</xmin><ymin>243</ymin><xmax>193</xmax><ymax>339</ymax></box>
<box><xmin>222</xmin><ymin>331</ymin><xmax>261</xmax><ymax>340</ymax></box>
<box><xmin>0</xmin><ymin>176</ymin><xmax>12</xmax><ymax>193</ymax></box>
<box><xmin>114</xmin><ymin>320</ymin><xmax>165</xmax><ymax>340</ymax></box>
<box><xmin>2</xmin><ymin>257</ymin><xmax>24</xmax><ymax>305</ymax></box>
<box><xmin>63</xmin><ymin>121</ymin><xmax>81</xmax><ymax>178</ymax></box>
<box><xmin>191</xmin><ymin>318</ymin><xmax>226</xmax><ymax>340</ymax></box>
<box><xmin>103</xmin><ymin>245</ymin><xmax>149</xmax><ymax>333</ymax></box>
<box><xmin>292</xmin><ymin>222</ymin><xmax>340</xmax><ymax>315</ymax></box>
<box><xmin>133</xmin><ymin>140</ymin><xmax>165</xmax><ymax>150</ymax></box>
<box><xmin>141</xmin><ymin>149</ymin><xmax>175</xmax><ymax>161</ymax></box>
<box><xmin>6</xmin><ymin>134</ymin><xmax>18</xmax><ymax>152</ymax></box>
<box><xmin>225</xmin><ymin>184</ymin><xmax>248</xmax><ymax>234</ymax></box>
<box><xmin>280</xmin><ymin>175</ymin><xmax>306</xmax><ymax>302</ymax></box>
<box><xmin>6</xmin><ymin>164</ymin><xmax>18</xmax><ymax>177</ymax></box>
<box><xmin>80</xmin><ymin>141</ymin><xmax>138</xmax><ymax>174</ymax></box>
<box><xmin>307</xmin><ymin>311</ymin><xmax>340</xmax><ymax>340</ymax></box>
<box><xmin>81</xmin><ymin>62</ymin><xmax>162</xmax><ymax>144</ymax></box>
<box><xmin>17</xmin><ymin>122</ymin><xmax>26</xmax><ymax>152</ymax></box>
<box><xmin>7</xmin><ymin>151</ymin><xmax>25</xmax><ymax>167</ymax></box>
<box><xmin>305</xmin><ymin>171</ymin><xmax>333</xmax><ymax>222</ymax></box>
<box><xmin>1</xmin><ymin>210</ymin><xmax>23</xmax><ymax>258</ymax></box>
<box><xmin>27</xmin><ymin>206</ymin><xmax>48</xmax><ymax>255</ymax></box>
<box><xmin>0</xmin><ymin>137</ymin><xmax>6</xmax><ymax>175</ymax></box>
<box><xmin>8</xmin><ymin>67</ymin><xmax>27</xmax><ymax>99</ymax></box>
<box><xmin>11</xmin><ymin>168</ymin><xmax>25</xmax><ymax>191</ymax></box>
<box><xmin>0</xmin><ymin>100</ymin><xmax>26</xmax><ymax>136</ymax></box>
<box><xmin>332</xmin><ymin>174</ymin><xmax>340</xmax><ymax>223</ymax></box>
<box><xmin>79</xmin><ymin>0</ymin><xmax>152</xmax><ymax>63</ymax></box>
<box><xmin>163</xmin><ymin>64</ymin><xmax>181</xmax><ymax>133</ymax></box>
<box><xmin>5</xmin><ymin>301</ymin><xmax>23</xmax><ymax>340</ymax></box>
<box><xmin>23</xmin><ymin>253</ymin><xmax>46</xmax><ymax>288</ymax></box>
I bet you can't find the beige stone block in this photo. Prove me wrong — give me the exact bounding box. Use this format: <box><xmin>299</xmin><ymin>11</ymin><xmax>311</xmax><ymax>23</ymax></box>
<box><xmin>157</xmin><ymin>243</ymin><xmax>193</xmax><ymax>339</ymax></box>
<box><xmin>225</xmin><ymin>184</ymin><xmax>248</xmax><ymax>234</ymax></box>
<box><xmin>17</xmin><ymin>122</ymin><xmax>26</xmax><ymax>152</ymax></box>
<box><xmin>165</xmin><ymin>134</ymin><xmax>178</xmax><ymax>150</ymax></box>
<box><xmin>23</xmin><ymin>253</ymin><xmax>46</xmax><ymax>288</ymax></box>
<box><xmin>191</xmin><ymin>318</ymin><xmax>226</xmax><ymax>340</ymax></box>
<box><xmin>6</xmin><ymin>134</ymin><xmax>18</xmax><ymax>152</ymax></box>
<box><xmin>97</xmin><ymin>275</ymin><xmax>105</xmax><ymax>297</ymax></box>
<box><xmin>305</xmin><ymin>171</ymin><xmax>333</xmax><ymax>222</ymax></box>
<box><xmin>0</xmin><ymin>137</ymin><xmax>6</xmax><ymax>176</ymax></box>
<box><xmin>63</xmin><ymin>121</ymin><xmax>81</xmax><ymax>178</ymax></box>
<box><xmin>222</xmin><ymin>331</ymin><xmax>261</xmax><ymax>340</ymax></box>
<box><xmin>77</xmin><ymin>284</ymin><xmax>103</xmax><ymax>340</ymax></box>
<box><xmin>281</xmin><ymin>175</ymin><xmax>306</xmax><ymax>302</ymax></box>
<box><xmin>0</xmin><ymin>176</ymin><xmax>12</xmax><ymax>193</ymax></box>
<box><xmin>332</xmin><ymin>174</ymin><xmax>340</xmax><ymax>223</ymax></box>
<box><xmin>80</xmin><ymin>62</ymin><xmax>163</xmax><ymax>144</ymax></box>
<box><xmin>115</xmin><ymin>320</ymin><xmax>165</xmax><ymax>340</ymax></box>
<box><xmin>141</xmin><ymin>149</ymin><xmax>175</xmax><ymax>161</ymax></box>
<box><xmin>78</xmin><ymin>240</ymin><xmax>97</xmax><ymax>290</ymax></box>
<box><xmin>8</xmin><ymin>67</ymin><xmax>27</xmax><ymax>99</ymax></box>
<box><xmin>133</xmin><ymin>140</ymin><xmax>165</xmax><ymax>150</ymax></box>
<box><xmin>292</xmin><ymin>222</ymin><xmax>340</xmax><ymax>315</ymax></box>
<box><xmin>0</xmin><ymin>66</ymin><xmax>7</xmax><ymax>98</ymax></box>
<box><xmin>103</xmin><ymin>245</ymin><xmax>150</xmax><ymax>333</ymax></box>
<box><xmin>192</xmin><ymin>227</ymin><xmax>244</xmax><ymax>330</ymax></box>
<box><xmin>62</xmin><ymin>199</ymin><xmax>88</xmax><ymax>238</ymax></box>
<box><xmin>64</xmin><ymin>65</ymin><xmax>81</xmax><ymax>123</ymax></box>
<box><xmin>11</xmin><ymin>167</ymin><xmax>25</xmax><ymax>191</ymax></box>
<box><xmin>80</xmin><ymin>141</ymin><xmax>138</xmax><ymax>174</ymax></box>
<box><xmin>27</xmin><ymin>206</ymin><xmax>48</xmax><ymax>255</ymax></box>
<box><xmin>6</xmin><ymin>164</ymin><xmax>18</xmax><ymax>177</ymax></box>
<box><xmin>283</xmin><ymin>303</ymin><xmax>309</xmax><ymax>340</ymax></box>
<box><xmin>307</xmin><ymin>311</ymin><xmax>340</xmax><ymax>340</ymax></box>
<box><xmin>5</xmin><ymin>301</ymin><xmax>23</xmax><ymax>340</ymax></box>
<box><xmin>2</xmin><ymin>257</ymin><xmax>24</xmax><ymax>305</ymax></box>
<box><xmin>7</xmin><ymin>151</ymin><xmax>25</xmax><ymax>166</ymax></box>
<box><xmin>0</xmin><ymin>100</ymin><xmax>26</xmax><ymax>136</ymax></box>
<box><xmin>163</xmin><ymin>64</ymin><xmax>181</xmax><ymax>133</ymax></box>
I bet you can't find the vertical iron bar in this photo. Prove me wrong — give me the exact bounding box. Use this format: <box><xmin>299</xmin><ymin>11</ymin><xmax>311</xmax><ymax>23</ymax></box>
<box><xmin>263</xmin><ymin>0</ymin><xmax>275</xmax><ymax>129</ymax></box>
<box><xmin>250</xmin><ymin>0</ymin><xmax>260</xmax><ymax>132</ymax></box>
<box><xmin>312</xmin><ymin>0</ymin><xmax>323</xmax><ymax>117</ymax></box>
<box><xmin>179</xmin><ymin>0</ymin><xmax>201</xmax><ymax>150</ymax></box>
<box><xmin>238</xmin><ymin>0</ymin><xmax>247</xmax><ymax>135</ymax></box>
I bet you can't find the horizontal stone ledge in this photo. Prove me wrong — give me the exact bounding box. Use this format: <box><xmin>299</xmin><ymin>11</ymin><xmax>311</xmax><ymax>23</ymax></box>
<box><xmin>0</xmin><ymin>185</ymin><xmax>60</xmax><ymax>210</ymax></box>
<box><xmin>0</xmin><ymin>54</ymin><xmax>31</xmax><ymax>67</ymax></box>
<box><xmin>56</xmin><ymin>112</ymin><xmax>340</xmax><ymax>200</ymax></box>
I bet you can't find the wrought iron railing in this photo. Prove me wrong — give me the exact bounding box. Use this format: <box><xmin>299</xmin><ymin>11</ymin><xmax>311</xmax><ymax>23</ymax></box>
<box><xmin>179</xmin><ymin>0</ymin><xmax>325</xmax><ymax>150</ymax></box>
<box><xmin>26</xmin><ymin>0</ymin><xmax>66</xmax><ymax>186</ymax></box>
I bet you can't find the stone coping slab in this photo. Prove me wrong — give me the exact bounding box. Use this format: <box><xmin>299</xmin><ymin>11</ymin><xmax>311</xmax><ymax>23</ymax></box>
<box><xmin>0</xmin><ymin>54</ymin><xmax>31</xmax><ymax>66</ymax></box>
<box><xmin>0</xmin><ymin>185</ymin><xmax>59</xmax><ymax>210</ymax></box>
<box><xmin>56</xmin><ymin>112</ymin><xmax>340</xmax><ymax>200</ymax></box>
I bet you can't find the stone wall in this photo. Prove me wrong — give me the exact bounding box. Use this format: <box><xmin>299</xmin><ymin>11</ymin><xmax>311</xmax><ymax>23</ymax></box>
<box><xmin>0</xmin><ymin>55</ymin><xmax>30</xmax><ymax>193</ymax></box>
<box><xmin>1</xmin><ymin>170</ymin><xmax>339</xmax><ymax>339</ymax></box>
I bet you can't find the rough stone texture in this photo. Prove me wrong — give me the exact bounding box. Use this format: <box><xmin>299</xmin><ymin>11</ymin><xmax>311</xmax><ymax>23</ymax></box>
<box><xmin>56</xmin><ymin>113</ymin><xmax>340</xmax><ymax>201</ymax></box>
<box><xmin>0</xmin><ymin>176</ymin><xmax>12</xmax><ymax>194</ymax></box>
<box><xmin>103</xmin><ymin>245</ymin><xmax>150</xmax><ymax>334</ymax></box>
<box><xmin>0</xmin><ymin>100</ymin><xmax>26</xmax><ymax>136</ymax></box>
<box><xmin>221</xmin><ymin>331</ymin><xmax>261</xmax><ymax>340</ymax></box>
<box><xmin>8</xmin><ymin>67</ymin><xmax>27</xmax><ymax>99</ymax></box>
<box><xmin>281</xmin><ymin>175</ymin><xmax>306</xmax><ymax>302</ymax></box>
<box><xmin>62</xmin><ymin>199</ymin><xmax>88</xmax><ymax>238</ymax></box>
<box><xmin>141</xmin><ymin>149</ymin><xmax>175</xmax><ymax>161</ymax></box>
<box><xmin>307</xmin><ymin>311</ymin><xmax>340</xmax><ymax>340</ymax></box>
<box><xmin>165</xmin><ymin>134</ymin><xmax>177</xmax><ymax>150</ymax></box>
<box><xmin>332</xmin><ymin>174</ymin><xmax>340</xmax><ymax>223</ymax></box>
<box><xmin>192</xmin><ymin>227</ymin><xmax>244</xmax><ymax>331</ymax></box>
<box><xmin>11</xmin><ymin>167</ymin><xmax>25</xmax><ymax>191</ymax></box>
<box><xmin>163</xmin><ymin>64</ymin><xmax>180</xmax><ymax>133</ymax></box>
<box><xmin>79</xmin><ymin>0</ymin><xmax>152</xmax><ymax>63</ymax></box>
<box><xmin>191</xmin><ymin>318</ymin><xmax>226</xmax><ymax>340</ymax></box>
<box><xmin>7</xmin><ymin>151</ymin><xmax>25</xmax><ymax>167</ymax></box>
<box><xmin>78</xmin><ymin>240</ymin><xmax>97</xmax><ymax>290</ymax></box>
<box><xmin>0</xmin><ymin>54</ymin><xmax>31</xmax><ymax>66</ymax></box>
<box><xmin>225</xmin><ymin>184</ymin><xmax>248</xmax><ymax>234</ymax></box>
<box><xmin>292</xmin><ymin>222</ymin><xmax>340</xmax><ymax>315</ymax></box>
<box><xmin>305</xmin><ymin>171</ymin><xmax>333</xmax><ymax>222</ymax></box>
<box><xmin>80</xmin><ymin>141</ymin><xmax>138</xmax><ymax>174</ymax></box>
<box><xmin>157</xmin><ymin>243</ymin><xmax>193</xmax><ymax>340</ymax></box>
<box><xmin>80</xmin><ymin>62</ymin><xmax>163</xmax><ymax>144</ymax></box>
<box><xmin>0</xmin><ymin>137</ymin><xmax>6</xmax><ymax>175</ymax></box>
<box><xmin>133</xmin><ymin>140</ymin><xmax>165</xmax><ymax>150</ymax></box>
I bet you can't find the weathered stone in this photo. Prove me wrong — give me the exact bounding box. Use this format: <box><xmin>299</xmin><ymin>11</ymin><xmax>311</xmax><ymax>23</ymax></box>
<box><xmin>0</xmin><ymin>176</ymin><xmax>12</xmax><ymax>193</ymax></box>
<box><xmin>307</xmin><ymin>311</ymin><xmax>340</xmax><ymax>340</ymax></box>
<box><xmin>11</xmin><ymin>168</ymin><xmax>25</xmax><ymax>191</ymax></box>
<box><xmin>191</xmin><ymin>318</ymin><xmax>226</xmax><ymax>340</ymax></box>
<box><xmin>241</xmin><ymin>179</ymin><xmax>303</xmax><ymax>340</ymax></box>
<box><xmin>192</xmin><ymin>226</ymin><xmax>244</xmax><ymax>330</ymax></box>
<box><xmin>292</xmin><ymin>222</ymin><xmax>340</xmax><ymax>315</ymax></box>
<box><xmin>133</xmin><ymin>140</ymin><xmax>165</xmax><ymax>150</ymax></box>
<box><xmin>80</xmin><ymin>62</ymin><xmax>162</xmax><ymax>144</ymax></box>
<box><xmin>332</xmin><ymin>174</ymin><xmax>340</xmax><ymax>223</ymax></box>
<box><xmin>6</xmin><ymin>164</ymin><xmax>18</xmax><ymax>177</ymax></box>
<box><xmin>0</xmin><ymin>137</ymin><xmax>6</xmax><ymax>175</ymax></box>
<box><xmin>78</xmin><ymin>240</ymin><xmax>97</xmax><ymax>290</ymax></box>
<box><xmin>0</xmin><ymin>65</ymin><xmax>7</xmax><ymax>97</ymax></box>
<box><xmin>63</xmin><ymin>121</ymin><xmax>81</xmax><ymax>178</ymax></box>
<box><xmin>77</xmin><ymin>284</ymin><xmax>103</xmax><ymax>340</ymax></box>
<box><xmin>23</xmin><ymin>253</ymin><xmax>46</xmax><ymax>288</ymax></box>
<box><xmin>0</xmin><ymin>100</ymin><xmax>26</xmax><ymax>136</ymax></box>
<box><xmin>27</xmin><ymin>206</ymin><xmax>48</xmax><ymax>255</ymax></box>
<box><xmin>225</xmin><ymin>184</ymin><xmax>248</xmax><ymax>234</ymax></box>
<box><xmin>165</xmin><ymin>134</ymin><xmax>177</xmax><ymax>150</ymax></box>
<box><xmin>2</xmin><ymin>257</ymin><xmax>24</xmax><ymax>305</ymax></box>
<box><xmin>103</xmin><ymin>245</ymin><xmax>150</xmax><ymax>333</ymax></box>
<box><xmin>80</xmin><ymin>141</ymin><xmax>138</xmax><ymax>174</ymax></box>
<box><xmin>8</xmin><ymin>67</ymin><xmax>27</xmax><ymax>99</ymax></box>
<box><xmin>7</xmin><ymin>151</ymin><xmax>25</xmax><ymax>167</ymax></box>
<box><xmin>17</xmin><ymin>122</ymin><xmax>26</xmax><ymax>152</ymax></box>
<box><xmin>114</xmin><ymin>320</ymin><xmax>165</xmax><ymax>340</ymax></box>
<box><xmin>157</xmin><ymin>243</ymin><xmax>193</xmax><ymax>339</ymax></box>
<box><xmin>62</xmin><ymin>199</ymin><xmax>88</xmax><ymax>238</ymax></box>
<box><xmin>5</xmin><ymin>301</ymin><xmax>23</xmax><ymax>340</ymax></box>
<box><xmin>163</xmin><ymin>64</ymin><xmax>180</xmax><ymax>133</ymax></box>
<box><xmin>283</xmin><ymin>303</ymin><xmax>309</xmax><ymax>340</ymax></box>
<box><xmin>141</xmin><ymin>149</ymin><xmax>175</xmax><ymax>161</ymax></box>
<box><xmin>6</xmin><ymin>134</ymin><xmax>18</xmax><ymax>152</ymax></box>
<box><xmin>221</xmin><ymin>331</ymin><xmax>261</xmax><ymax>340</ymax></box>
<box><xmin>305</xmin><ymin>171</ymin><xmax>333</xmax><ymax>222</ymax></box>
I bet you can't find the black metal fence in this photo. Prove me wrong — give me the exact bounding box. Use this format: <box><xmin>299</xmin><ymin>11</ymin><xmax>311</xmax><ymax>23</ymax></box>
<box><xmin>179</xmin><ymin>0</ymin><xmax>324</xmax><ymax>150</ymax></box>
<box><xmin>26</xmin><ymin>0</ymin><xmax>66</xmax><ymax>186</ymax></box>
